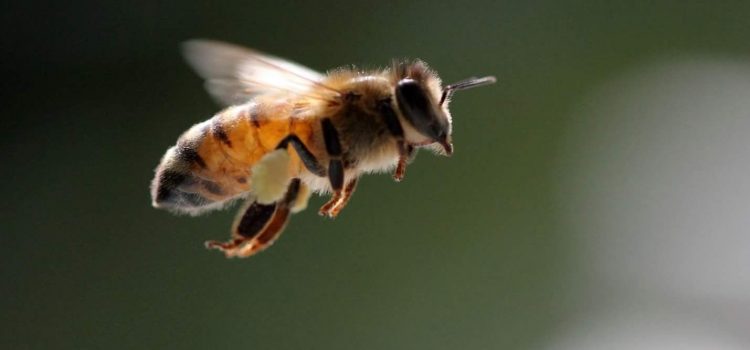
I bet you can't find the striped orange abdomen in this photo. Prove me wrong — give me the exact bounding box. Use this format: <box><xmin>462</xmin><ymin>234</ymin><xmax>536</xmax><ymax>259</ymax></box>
<box><xmin>151</xmin><ymin>100</ymin><xmax>316</xmax><ymax>214</ymax></box>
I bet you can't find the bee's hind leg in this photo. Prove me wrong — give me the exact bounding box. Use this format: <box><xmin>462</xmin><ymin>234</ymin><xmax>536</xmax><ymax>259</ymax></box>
<box><xmin>205</xmin><ymin>179</ymin><xmax>302</xmax><ymax>258</ymax></box>
<box><xmin>275</xmin><ymin>134</ymin><xmax>326</xmax><ymax>177</ymax></box>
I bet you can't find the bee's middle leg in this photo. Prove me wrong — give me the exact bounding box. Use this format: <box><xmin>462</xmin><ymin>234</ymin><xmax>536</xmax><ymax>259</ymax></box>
<box><xmin>319</xmin><ymin>177</ymin><xmax>359</xmax><ymax>218</ymax></box>
<box><xmin>274</xmin><ymin>123</ymin><xmax>355</xmax><ymax>218</ymax></box>
<box><xmin>318</xmin><ymin>118</ymin><xmax>351</xmax><ymax>217</ymax></box>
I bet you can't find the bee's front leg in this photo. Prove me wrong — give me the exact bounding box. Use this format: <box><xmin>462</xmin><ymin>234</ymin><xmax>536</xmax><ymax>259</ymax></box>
<box><xmin>378</xmin><ymin>98</ymin><xmax>414</xmax><ymax>182</ymax></box>
<box><xmin>393</xmin><ymin>143</ymin><xmax>416</xmax><ymax>182</ymax></box>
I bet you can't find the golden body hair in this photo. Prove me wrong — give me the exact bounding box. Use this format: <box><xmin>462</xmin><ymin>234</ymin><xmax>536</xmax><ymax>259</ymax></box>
<box><xmin>150</xmin><ymin>40</ymin><xmax>495</xmax><ymax>258</ymax></box>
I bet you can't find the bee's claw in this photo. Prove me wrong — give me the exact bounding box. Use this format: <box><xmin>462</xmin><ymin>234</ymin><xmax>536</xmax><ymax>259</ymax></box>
<box><xmin>205</xmin><ymin>240</ymin><xmax>229</xmax><ymax>250</ymax></box>
<box><xmin>392</xmin><ymin>149</ymin><xmax>409</xmax><ymax>182</ymax></box>
<box><xmin>318</xmin><ymin>203</ymin><xmax>336</xmax><ymax>218</ymax></box>
<box><xmin>392</xmin><ymin>171</ymin><xmax>405</xmax><ymax>182</ymax></box>
<box><xmin>205</xmin><ymin>239</ymin><xmax>241</xmax><ymax>258</ymax></box>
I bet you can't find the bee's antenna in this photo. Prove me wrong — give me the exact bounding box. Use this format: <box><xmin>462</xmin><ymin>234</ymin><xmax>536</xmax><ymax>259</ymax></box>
<box><xmin>440</xmin><ymin>76</ymin><xmax>496</xmax><ymax>105</ymax></box>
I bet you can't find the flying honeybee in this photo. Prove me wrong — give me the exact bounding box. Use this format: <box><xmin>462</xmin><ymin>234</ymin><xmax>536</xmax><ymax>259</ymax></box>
<box><xmin>151</xmin><ymin>40</ymin><xmax>495</xmax><ymax>258</ymax></box>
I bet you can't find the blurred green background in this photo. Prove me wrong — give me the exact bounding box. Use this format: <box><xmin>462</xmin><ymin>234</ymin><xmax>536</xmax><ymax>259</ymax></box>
<box><xmin>3</xmin><ymin>1</ymin><xmax>750</xmax><ymax>349</ymax></box>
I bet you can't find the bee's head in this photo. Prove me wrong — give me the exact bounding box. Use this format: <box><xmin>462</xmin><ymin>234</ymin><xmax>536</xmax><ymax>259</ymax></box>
<box><xmin>393</xmin><ymin>61</ymin><xmax>495</xmax><ymax>156</ymax></box>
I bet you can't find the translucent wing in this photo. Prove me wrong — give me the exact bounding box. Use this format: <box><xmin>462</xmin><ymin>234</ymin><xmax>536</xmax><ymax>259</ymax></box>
<box><xmin>182</xmin><ymin>39</ymin><xmax>340</xmax><ymax>106</ymax></box>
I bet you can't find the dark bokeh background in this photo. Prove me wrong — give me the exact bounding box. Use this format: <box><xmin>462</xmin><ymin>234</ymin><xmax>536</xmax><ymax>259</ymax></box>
<box><xmin>3</xmin><ymin>1</ymin><xmax>749</xmax><ymax>349</ymax></box>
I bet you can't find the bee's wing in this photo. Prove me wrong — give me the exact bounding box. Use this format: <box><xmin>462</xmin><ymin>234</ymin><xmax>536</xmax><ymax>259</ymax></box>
<box><xmin>183</xmin><ymin>39</ymin><xmax>339</xmax><ymax>106</ymax></box>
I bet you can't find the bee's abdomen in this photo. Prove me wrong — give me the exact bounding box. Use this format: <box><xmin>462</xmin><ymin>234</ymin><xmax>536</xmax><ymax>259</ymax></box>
<box><xmin>150</xmin><ymin>143</ymin><xmax>228</xmax><ymax>214</ymax></box>
<box><xmin>151</xmin><ymin>102</ymin><xmax>315</xmax><ymax>215</ymax></box>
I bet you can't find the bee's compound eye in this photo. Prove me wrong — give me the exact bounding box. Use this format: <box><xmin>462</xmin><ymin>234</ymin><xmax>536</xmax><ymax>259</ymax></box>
<box><xmin>395</xmin><ymin>79</ymin><xmax>446</xmax><ymax>140</ymax></box>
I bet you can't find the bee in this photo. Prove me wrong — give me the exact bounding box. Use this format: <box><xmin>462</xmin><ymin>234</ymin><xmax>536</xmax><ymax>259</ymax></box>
<box><xmin>150</xmin><ymin>40</ymin><xmax>495</xmax><ymax>258</ymax></box>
